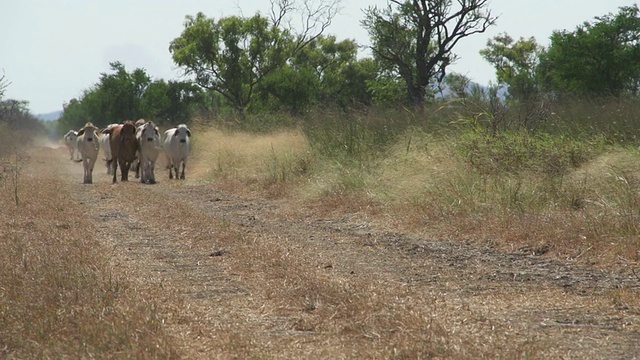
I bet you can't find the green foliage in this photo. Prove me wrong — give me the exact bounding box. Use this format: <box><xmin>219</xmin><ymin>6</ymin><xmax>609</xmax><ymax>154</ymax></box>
<box><xmin>337</xmin><ymin>58</ymin><xmax>378</xmax><ymax>108</ymax></box>
<box><xmin>170</xmin><ymin>11</ymin><xmax>374</xmax><ymax>116</ymax></box>
<box><xmin>480</xmin><ymin>33</ymin><xmax>542</xmax><ymax>101</ymax></box>
<box><xmin>170</xmin><ymin>13</ymin><xmax>293</xmax><ymax>114</ymax></box>
<box><xmin>57</xmin><ymin>62</ymin><xmax>205</xmax><ymax>133</ymax></box>
<box><xmin>362</xmin><ymin>0</ymin><xmax>496</xmax><ymax>106</ymax></box>
<box><xmin>141</xmin><ymin>80</ymin><xmax>205</xmax><ymax>127</ymax></box>
<box><xmin>253</xmin><ymin>36</ymin><xmax>378</xmax><ymax>113</ymax></box>
<box><xmin>253</xmin><ymin>66</ymin><xmax>320</xmax><ymax>114</ymax></box>
<box><xmin>367</xmin><ymin>76</ymin><xmax>407</xmax><ymax>107</ymax></box>
<box><xmin>443</xmin><ymin>73</ymin><xmax>472</xmax><ymax>99</ymax></box>
<box><xmin>291</xmin><ymin>36</ymin><xmax>375</xmax><ymax>109</ymax></box>
<box><xmin>456</xmin><ymin>128</ymin><xmax>604</xmax><ymax>175</ymax></box>
<box><xmin>539</xmin><ymin>5</ymin><xmax>640</xmax><ymax>96</ymax></box>
<box><xmin>301</xmin><ymin>108</ymin><xmax>412</xmax><ymax>164</ymax></box>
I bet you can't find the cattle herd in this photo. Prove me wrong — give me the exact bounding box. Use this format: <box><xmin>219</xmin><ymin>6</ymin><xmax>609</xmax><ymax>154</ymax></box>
<box><xmin>63</xmin><ymin>119</ymin><xmax>192</xmax><ymax>184</ymax></box>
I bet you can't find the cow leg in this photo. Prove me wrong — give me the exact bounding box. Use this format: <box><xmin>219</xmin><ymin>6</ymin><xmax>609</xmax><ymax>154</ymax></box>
<box><xmin>83</xmin><ymin>158</ymin><xmax>90</xmax><ymax>184</ymax></box>
<box><xmin>88</xmin><ymin>158</ymin><xmax>95</xmax><ymax>184</ymax></box>
<box><xmin>112</xmin><ymin>159</ymin><xmax>118</xmax><ymax>183</ymax></box>
<box><xmin>149</xmin><ymin>161</ymin><xmax>156</xmax><ymax>184</ymax></box>
<box><xmin>83</xmin><ymin>158</ymin><xmax>88</xmax><ymax>184</ymax></box>
<box><xmin>145</xmin><ymin>160</ymin><xmax>154</xmax><ymax>184</ymax></box>
<box><xmin>145</xmin><ymin>159</ymin><xmax>151</xmax><ymax>184</ymax></box>
<box><xmin>180</xmin><ymin>161</ymin><xmax>185</xmax><ymax>180</ymax></box>
<box><xmin>121</xmin><ymin>160</ymin><xmax>130</xmax><ymax>181</ymax></box>
<box><xmin>140</xmin><ymin>158</ymin><xmax>147</xmax><ymax>183</ymax></box>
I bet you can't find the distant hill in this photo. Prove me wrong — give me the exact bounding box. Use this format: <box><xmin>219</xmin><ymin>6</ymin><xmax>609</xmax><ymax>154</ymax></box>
<box><xmin>36</xmin><ymin>110</ymin><xmax>62</xmax><ymax>121</ymax></box>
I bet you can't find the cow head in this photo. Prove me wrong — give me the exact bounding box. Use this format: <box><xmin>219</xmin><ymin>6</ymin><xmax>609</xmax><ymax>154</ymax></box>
<box><xmin>78</xmin><ymin>122</ymin><xmax>98</xmax><ymax>142</ymax></box>
<box><xmin>64</xmin><ymin>130</ymin><xmax>78</xmax><ymax>141</ymax></box>
<box><xmin>140</xmin><ymin>121</ymin><xmax>160</xmax><ymax>142</ymax></box>
<box><xmin>173</xmin><ymin>124</ymin><xmax>191</xmax><ymax>143</ymax></box>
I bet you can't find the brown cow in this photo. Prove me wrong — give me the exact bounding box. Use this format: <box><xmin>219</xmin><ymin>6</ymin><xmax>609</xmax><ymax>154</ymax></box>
<box><xmin>106</xmin><ymin>120</ymin><xmax>138</xmax><ymax>183</ymax></box>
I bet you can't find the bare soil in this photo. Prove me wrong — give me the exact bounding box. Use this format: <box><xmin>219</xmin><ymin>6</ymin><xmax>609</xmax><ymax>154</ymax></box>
<box><xmin>30</xmin><ymin>145</ymin><xmax>640</xmax><ymax>358</ymax></box>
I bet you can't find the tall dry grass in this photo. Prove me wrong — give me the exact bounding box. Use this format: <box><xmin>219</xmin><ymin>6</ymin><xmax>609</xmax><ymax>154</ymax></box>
<box><xmin>0</xmin><ymin>139</ymin><xmax>177</xmax><ymax>358</ymax></box>
<box><xmin>190</xmin><ymin>100</ymin><xmax>640</xmax><ymax>270</ymax></box>
<box><xmin>189</xmin><ymin>127</ymin><xmax>314</xmax><ymax>198</ymax></box>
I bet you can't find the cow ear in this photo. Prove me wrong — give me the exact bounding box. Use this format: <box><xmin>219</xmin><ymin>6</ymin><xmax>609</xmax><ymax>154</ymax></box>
<box><xmin>77</xmin><ymin>129</ymin><xmax>85</xmax><ymax>136</ymax></box>
<box><xmin>187</xmin><ymin>130</ymin><xmax>192</xmax><ymax>137</ymax></box>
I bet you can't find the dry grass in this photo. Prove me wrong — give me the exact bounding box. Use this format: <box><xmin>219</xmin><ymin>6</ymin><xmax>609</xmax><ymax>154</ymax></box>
<box><xmin>190</xmin><ymin>125</ymin><xmax>640</xmax><ymax>272</ymax></box>
<box><xmin>189</xmin><ymin>127</ymin><xmax>313</xmax><ymax>197</ymax></box>
<box><xmin>0</xmin><ymin>143</ymin><xmax>177</xmax><ymax>359</ymax></box>
<box><xmin>3</xmin><ymin>120</ymin><xmax>639</xmax><ymax>358</ymax></box>
<box><xmin>135</xmin><ymin>186</ymin><xmax>536</xmax><ymax>358</ymax></box>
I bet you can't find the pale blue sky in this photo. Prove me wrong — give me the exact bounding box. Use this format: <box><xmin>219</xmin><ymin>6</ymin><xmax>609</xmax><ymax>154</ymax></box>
<box><xmin>0</xmin><ymin>0</ymin><xmax>636</xmax><ymax>114</ymax></box>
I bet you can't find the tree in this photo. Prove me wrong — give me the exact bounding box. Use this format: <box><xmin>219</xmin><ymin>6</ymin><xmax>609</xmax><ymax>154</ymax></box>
<box><xmin>480</xmin><ymin>33</ymin><xmax>542</xmax><ymax>102</ymax></box>
<box><xmin>337</xmin><ymin>58</ymin><xmax>379</xmax><ymax>107</ymax></box>
<box><xmin>442</xmin><ymin>72</ymin><xmax>471</xmax><ymax>99</ymax></box>
<box><xmin>0</xmin><ymin>99</ymin><xmax>46</xmax><ymax>138</ymax></box>
<box><xmin>141</xmin><ymin>80</ymin><xmax>206</xmax><ymax>126</ymax></box>
<box><xmin>57</xmin><ymin>62</ymin><xmax>205</xmax><ymax>133</ymax></box>
<box><xmin>254</xmin><ymin>65</ymin><xmax>320</xmax><ymax>114</ymax></box>
<box><xmin>254</xmin><ymin>35</ymin><xmax>377</xmax><ymax>112</ymax></box>
<box><xmin>538</xmin><ymin>5</ymin><xmax>640</xmax><ymax>96</ymax></box>
<box><xmin>170</xmin><ymin>0</ymin><xmax>339</xmax><ymax>116</ymax></box>
<box><xmin>57</xmin><ymin>62</ymin><xmax>151</xmax><ymax>131</ymax></box>
<box><xmin>98</xmin><ymin>61</ymin><xmax>151</xmax><ymax>122</ymax></box>
<box><xmin>362</xmin><ymin>0</ymin><xmax>496</xmax><ymax>107</ymax></box>
<box><xmin>0</xmin><ymin>74</ymin><xmax>46</xmax><ymax>141</ymax></box>
<box><xmin>480</xmin><ymin>34</ymin><xmax>552</xmax><ymax>131</ymax></box>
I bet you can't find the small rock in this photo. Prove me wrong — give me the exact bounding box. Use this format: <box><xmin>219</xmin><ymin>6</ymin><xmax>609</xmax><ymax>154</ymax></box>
<box><xmin>209</xmin><ymin>250</ymin><xmax>225</xmax><ymax>257</ymax></box>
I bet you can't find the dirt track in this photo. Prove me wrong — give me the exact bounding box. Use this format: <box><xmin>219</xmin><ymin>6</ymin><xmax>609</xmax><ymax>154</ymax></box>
<box><xmin>37</xmin><ymin>144</ymin><xmax>640</xmax><ymax>358</ymax></box>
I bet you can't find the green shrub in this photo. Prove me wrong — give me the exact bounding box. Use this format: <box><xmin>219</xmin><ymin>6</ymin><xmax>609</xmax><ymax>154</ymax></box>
<box><xmin>456</xmin><ymin>129</ymin><xmax>605</xmax><ymax>175</ymax></box>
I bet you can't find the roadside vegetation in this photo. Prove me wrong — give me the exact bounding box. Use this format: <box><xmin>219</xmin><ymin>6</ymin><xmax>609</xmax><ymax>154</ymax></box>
<box><xmin>191</xmin><ymin>96</ymin><xmax>640</xmax><ymax>270</ymax></box>
<box><xmin>2</xmin><ymin>1</ymin><xmax>640</xmax><ymax>358</ymax></box>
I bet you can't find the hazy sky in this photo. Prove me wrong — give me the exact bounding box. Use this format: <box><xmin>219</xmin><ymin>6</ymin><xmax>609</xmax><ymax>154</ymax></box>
<box><xmin>0</xmin><ymin>0</ymin><xmax>636</xmax><ymax>114</ymax></box>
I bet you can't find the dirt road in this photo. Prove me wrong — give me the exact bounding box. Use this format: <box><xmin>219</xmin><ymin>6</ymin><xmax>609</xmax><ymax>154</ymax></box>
<box><xmin>39</xmin><ymin>144</ymin><xmax>640</xmax><ymax>358</ymax></box>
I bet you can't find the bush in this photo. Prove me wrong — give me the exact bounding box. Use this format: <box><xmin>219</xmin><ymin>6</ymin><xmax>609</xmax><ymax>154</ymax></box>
<box><xmin>456</xmin><ymin>129</ymin><xmax>605</xmax><ymax>176</ymax></box>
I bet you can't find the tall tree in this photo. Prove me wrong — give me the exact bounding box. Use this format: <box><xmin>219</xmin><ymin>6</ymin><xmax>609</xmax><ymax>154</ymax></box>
<box><xmin>362</xmin><ymin>0</ymin><xmax>496</xmax><ymax>107</ymax></box>
<box><xmin>254</xmin><ymin>35</ymin><xmax>376</xmax><ymax>112</ymax></box>
<box><xmin>538</xmin><ymin>5</ymin><xmax>640</xmax><ymax>96</ymax></box>
<box><xmin>57</xmin><ymin>63</ymin><xmax>204</xmax><ymax>133</ymax></box>
<box><xmin>170</xmin><ymin>0</ymin><xmax>339</xmax><ymax>116</ymax></box>
<box><xmin>141</xmin><ymin>80</ymin><xmax>205</xmax><ymax>126</ymax></box>
<box><xmin>97</xmin><ymin>61</ymin><xmax>151</xmax><ymax>122</ymax></box>
<box><xmin>480</xmin><ymin>33</ymin><xmax>542</xmax><ymax>102</ymax></box>
<box><xmin>58</xmin><ymin>62</ymin><xmax>152</xmax><ymax>131</ymax></box>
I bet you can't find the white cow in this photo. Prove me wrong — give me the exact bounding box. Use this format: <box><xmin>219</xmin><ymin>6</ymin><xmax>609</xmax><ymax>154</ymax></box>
<box><xmin>75</xmin><ymin>122</ymin><xmax>101</xmax><ymax>184</ymax></box>
<box><xmin>63</xmin><ymin>130</ymin><xmax>79</xmax><ymax>160</ymax></box>
<box><xmin>136</xmin><ymin>121</ymin><xmax>161</xmax><ymax>184</ymax></box>
<box><xmin>100</xmin><ymin>123</ymin><xmax>119</xmax><ymax>175</ymax></box>
<box><xmin>163</xmin><ymin>124</ymin><xmax>191</xmax><ymax>180</ymax></box>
